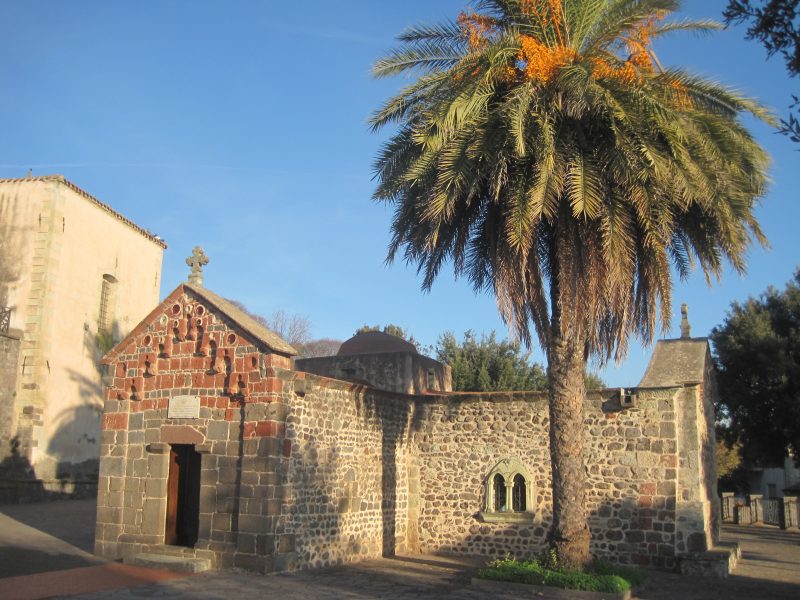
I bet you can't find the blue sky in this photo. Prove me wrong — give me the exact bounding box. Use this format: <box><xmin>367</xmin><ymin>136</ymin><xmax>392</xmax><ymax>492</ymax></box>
<box><xmin>1</xmin><ymin>1</ymin><xmax>797</xmax><ymax>386</ymax></box>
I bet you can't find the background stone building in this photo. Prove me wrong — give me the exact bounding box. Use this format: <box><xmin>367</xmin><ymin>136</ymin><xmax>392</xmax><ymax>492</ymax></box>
<box><xmin>0</xmin><ymin>175</ymin><xmax>165</xmax><ymax>501</ymax></box>
<box><xmin>95</xmin><ymin>278</ymin><xmax>720</xmax><ymax>574</ymax></box>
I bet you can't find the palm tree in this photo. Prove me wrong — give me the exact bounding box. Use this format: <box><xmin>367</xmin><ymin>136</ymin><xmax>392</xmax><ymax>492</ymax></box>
<box><xmin>371</xmin><ymin>0</ymin><xmax>772</xmax><ymax>569</ymax></box>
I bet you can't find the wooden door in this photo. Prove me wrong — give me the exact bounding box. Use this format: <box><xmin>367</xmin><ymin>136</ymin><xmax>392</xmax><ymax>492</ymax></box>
<box><xmin>165</xmin><ymin>446</ymin><xmax>181</xmax><ymax>545</ymax></box>
<box><xmin>165</xmin><ymin>444</ymin><xmax>201</xmax><ymax>547</ymax></box>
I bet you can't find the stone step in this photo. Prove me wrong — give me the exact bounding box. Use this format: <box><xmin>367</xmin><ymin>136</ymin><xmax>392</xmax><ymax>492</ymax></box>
<box><xmin>678</xmin><ymin>542</ymin><xmax>741</xmax><ymax>578</ymax></box>
<box><xmin>125</xmin><ymin>552</ymin><xmax>212</xmax><ymax>573</ymax></box>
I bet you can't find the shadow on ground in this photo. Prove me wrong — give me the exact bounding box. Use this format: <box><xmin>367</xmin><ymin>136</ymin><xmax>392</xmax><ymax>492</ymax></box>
<box><xmin>0</xmin><ymin>498</ymin><xmax>101</xmax><ymax>578</ymax></box>
<box><xmin>0</xmin><ymin>498</ymin><xmax>97</xmax><ymax>552</ymax></box>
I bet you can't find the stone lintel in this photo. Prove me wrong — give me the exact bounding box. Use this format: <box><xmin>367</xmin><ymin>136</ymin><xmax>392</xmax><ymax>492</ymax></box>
<box><xmin>160</xmin><ymin>425</ymin><xmax>204</xmax><ymax>445</ymax></box>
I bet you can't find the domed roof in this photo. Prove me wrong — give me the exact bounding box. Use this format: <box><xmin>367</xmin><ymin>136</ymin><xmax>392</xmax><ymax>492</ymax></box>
<box><xmin>337</xmin><ymin>331</ymin><xmax>418</xmax><ymax>356</ymax></box>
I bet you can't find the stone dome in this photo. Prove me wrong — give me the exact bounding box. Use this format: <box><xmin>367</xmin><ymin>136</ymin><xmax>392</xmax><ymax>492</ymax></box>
<box><xmin>337</xmin><ymin>331</ymin><xmax>418</xmax><ymax>356</ymax></box>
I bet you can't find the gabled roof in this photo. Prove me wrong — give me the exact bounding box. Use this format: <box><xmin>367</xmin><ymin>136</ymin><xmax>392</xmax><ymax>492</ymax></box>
<box><xmin>0</xmin><ymin>174</ymin><xmax>167</xmax><ymax>248</ymax></box>
<box><xmin>638</xmin><ymin>337</ymin><xmax>711</xmax><ymax>387</ymax></box>
<box><xmin>184</xmin><ymin>284</ymin><xmax>297</xmax><ymax>355</ymax></box>
<box><xmin>103</xmin><ymin>283</ymin><xmax>297</xmax><ymax>363</ymax></box>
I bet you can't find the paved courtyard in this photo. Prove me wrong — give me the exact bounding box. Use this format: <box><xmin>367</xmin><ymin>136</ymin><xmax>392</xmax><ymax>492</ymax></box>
<box><xmin>1</xmin><ymin>500</ymin><xmax>798</xmax><ymax>599</ymax></box>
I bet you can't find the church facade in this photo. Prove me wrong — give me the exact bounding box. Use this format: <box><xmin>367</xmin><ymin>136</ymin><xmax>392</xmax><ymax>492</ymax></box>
<box><xmin>0</xmin><ymin>175</ymin><xmax>165</xmax><ymax>502</ymax></box>
<box><xmin>94</xmin><ymin>277</ymin><xmax>719</xmax><ymax>573</ymax></box>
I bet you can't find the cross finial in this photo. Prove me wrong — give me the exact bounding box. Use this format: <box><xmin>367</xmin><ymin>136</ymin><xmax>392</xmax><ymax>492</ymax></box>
<box><xmin>186</xmin><ymin>246</ymin><xmax>209</xmax><ymax>287</ymax></box>
<box><xmin>680</xmin><ymin>303</ymin><xmax>691</xmax><ymax>339</ymax></box>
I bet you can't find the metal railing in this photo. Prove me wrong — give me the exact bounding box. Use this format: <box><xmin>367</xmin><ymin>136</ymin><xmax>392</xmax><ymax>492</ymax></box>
<box><xmin>0</xmin><ymin>306</ymin><xmax>10</xmax><ymax>334</ymax></box>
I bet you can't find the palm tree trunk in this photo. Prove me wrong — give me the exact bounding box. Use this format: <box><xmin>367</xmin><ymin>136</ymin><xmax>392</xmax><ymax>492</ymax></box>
<box><xmin>547</xmin><ymin>321</ymin><xmax>591</xmax><ymax>570</ymax></box>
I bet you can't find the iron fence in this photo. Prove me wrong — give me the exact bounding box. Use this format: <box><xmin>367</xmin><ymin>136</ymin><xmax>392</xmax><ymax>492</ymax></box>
<box><xmin>763</xmin><ymin>498</ymin><xmax>782</xmax><ymax>526</ymax></box>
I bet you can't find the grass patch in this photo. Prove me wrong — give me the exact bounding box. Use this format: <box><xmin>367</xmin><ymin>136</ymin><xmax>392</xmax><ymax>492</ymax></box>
<box><xmin>476</xmin><ymin>557</ymin><xmax>646</xmax><ymax>594</ymax></box>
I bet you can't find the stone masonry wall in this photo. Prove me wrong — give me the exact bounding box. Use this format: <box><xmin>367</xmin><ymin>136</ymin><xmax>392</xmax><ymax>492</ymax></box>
<box><xmin>673</xmin><ymin>368</ymin><xmax>720</xmax><ymax>555</ymax></box>
<box><xmin>412</xmin><ymin>392</ymin><xmax>552</xmax><ymax>558</ymax></box>
<box><xmin>586</xmin><ymin>388</ymin><xmax>679</xmax><ymax>569</ymax></box>
<box><xmin>0</xmin><ymin>331</ymin><xmax>21</xmax><ymax>460</ymax></box>
<box><xmin>277</xmin><ymin>374</ymin><xmax>413</xmax><ymax>570</ymax></box>
<box><xmin>413</xmin><ymin>388</ymin><xmax>681</xmax><ymax>569</ymax></box>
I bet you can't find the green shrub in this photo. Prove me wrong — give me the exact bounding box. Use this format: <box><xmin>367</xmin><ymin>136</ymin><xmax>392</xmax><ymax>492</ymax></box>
<box><xmin>477</xmin><ymin>556</ymin><xmax>645</xmax><ymax>594</ymax></box>
<box><xmin>592</xmin><ymin>560</ymin><xmax>647</xmax><ymax>587</ymax></box>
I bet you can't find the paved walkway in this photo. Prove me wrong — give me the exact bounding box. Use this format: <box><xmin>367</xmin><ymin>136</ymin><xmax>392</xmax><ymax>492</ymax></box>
<box><xmin>1</xmin><ymin>500</ymin><xmax>799</xmax><ymax>599</ymax></box>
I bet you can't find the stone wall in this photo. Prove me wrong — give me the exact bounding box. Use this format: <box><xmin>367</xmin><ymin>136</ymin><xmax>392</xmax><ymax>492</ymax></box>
<box><xmin>278</xmin><ymin>374</ymin><xmax>414</xmax><ymax>570</ymax></box>
<box><xmin>640</xmin><ymin>339</ymin><xmax>720</xmax><ymax>555</ymax></box>
<box><xmin>411</xmin><ymin>388</ymin><xmax>680</xmax><ymax>569</ymax></box>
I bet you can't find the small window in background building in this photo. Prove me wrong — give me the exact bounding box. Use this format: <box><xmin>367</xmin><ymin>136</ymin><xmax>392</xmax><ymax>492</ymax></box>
<box><xmin>98</xmin><ymin>274</ymin><xmax>118</xmax><ymax>334</ymax></box>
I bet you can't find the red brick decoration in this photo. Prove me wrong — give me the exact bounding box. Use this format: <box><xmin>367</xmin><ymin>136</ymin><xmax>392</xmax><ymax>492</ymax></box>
<box><xmin>102</xmin><ymin>290</ymin><xmax>296</xmax><ymax>456</ymax></box>
<box><xmin>102</xmin><ymin>413</ymin><xmax>128</xmax><ymax>430</ymax></box>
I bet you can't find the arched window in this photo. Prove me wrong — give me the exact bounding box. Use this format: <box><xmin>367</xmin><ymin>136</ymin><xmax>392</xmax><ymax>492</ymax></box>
<box><xmin>480</xmin><ymin>458</ymin><xmax>535</xmax><ymax>523</ymax></box>
<box><xmin>512</xmin><ymin>474</ymin><xmax>526</xmax><ymax>512</ymax></box>
<box><xmin>493</xmin><ymin>474</ymin><xmax>506</xmax><ymax>512</ymax></box>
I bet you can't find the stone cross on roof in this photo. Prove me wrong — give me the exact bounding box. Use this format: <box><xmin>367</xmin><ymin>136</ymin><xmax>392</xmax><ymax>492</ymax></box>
<box><xmin>186</xmin><ymin>246</ymin><xmax>209</xmax><ymax>287</ymax></box>
<box><xmin>680</xmin><ymin>303</ymin><xmax>691</xmax><ymax>339</ymax></box>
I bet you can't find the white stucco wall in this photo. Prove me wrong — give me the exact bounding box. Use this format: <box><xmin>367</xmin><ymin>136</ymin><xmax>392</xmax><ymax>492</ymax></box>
<box><xmin>0</xmin><ymin>176</ymin><xmax>164</xmax><ymax>482</ymax></box>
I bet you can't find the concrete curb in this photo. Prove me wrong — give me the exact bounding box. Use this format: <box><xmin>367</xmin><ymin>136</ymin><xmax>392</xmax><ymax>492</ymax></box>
<box><xmin>471</xmin><ymin>577</ymin><xmax>631</xmax><ymax>600</ymax></box>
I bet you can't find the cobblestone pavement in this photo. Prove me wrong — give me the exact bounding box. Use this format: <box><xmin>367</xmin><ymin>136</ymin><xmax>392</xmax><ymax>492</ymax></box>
<box><xmin>3</xmin><ymin>500</ymin><xmax>800</xmax><ymax>599</ymax></box>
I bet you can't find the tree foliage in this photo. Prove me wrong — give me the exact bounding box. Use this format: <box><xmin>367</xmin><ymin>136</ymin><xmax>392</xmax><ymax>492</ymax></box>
<box><xmin>716</xmin><ymin>438</ymin><xmax>743</xmax><ymax>479</ymax></box>
<box><xmin>584</xmin><ymin>371</ymin><xmax>606</xmax><ymax>391</ymax></box>
<box><xmin>435</xmin><ymin>330</ymin><xmax>548</xmax><ymax>391</ymax></box>
<box><xmin>724</xmin><ymin>0</ymin><xmax>800</xmax><ymax>141</ymax></box>
<box><xmin>355</xmin><ymin>323</ymin><xmax>410</xmax><ymax>339</ymax></box>
<box><xmin>435</xmin><ymin>330</ymin><xmax>605</xmax><ymax>392</ymax></box>
<box><xmin>373</xmin><ymin>0</ymin><xmax>771</xmax><ymax>567</ymax></box>
<box><xmin>266</xmin><ymin>309</ymin><xmax>312</xmax><ymax>349</ymax></box>
<box><xmin>225</xmin><ymin>299</ymin><xmax>340</xmax><ymax>358</ymax></box>
<box><xmin>299</xmin><ymin>338</ymin><xmax>342</xmax><ymax>358</ymax></box>
<box><xmin>711</xmin><ymin>270</ymin><xmax>800</xmax><ymax>466</ymax></box>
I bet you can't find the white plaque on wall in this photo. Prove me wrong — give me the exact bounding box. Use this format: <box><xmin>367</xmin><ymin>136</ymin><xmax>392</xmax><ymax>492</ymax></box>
<box><xmin>168</xmin><ymin>395</ymin><xmax>200</xmax><ymax>419</ymax></box>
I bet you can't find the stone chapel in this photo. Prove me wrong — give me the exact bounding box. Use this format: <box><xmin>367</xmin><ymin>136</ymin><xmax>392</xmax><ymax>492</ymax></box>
<box><xmin>94</xmin><ymin>256</ymin><xmax>720</xmax><ymax>574</ymax></box>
